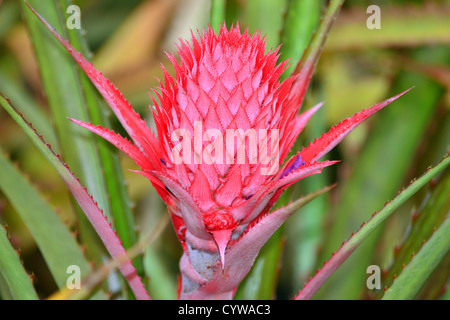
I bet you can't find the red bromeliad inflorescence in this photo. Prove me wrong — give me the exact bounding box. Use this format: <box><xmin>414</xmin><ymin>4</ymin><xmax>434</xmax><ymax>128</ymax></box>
<box><xmin>30</xmin><ymin>7</ymin><xmax>410</xmax><ymax>299</ymax></box>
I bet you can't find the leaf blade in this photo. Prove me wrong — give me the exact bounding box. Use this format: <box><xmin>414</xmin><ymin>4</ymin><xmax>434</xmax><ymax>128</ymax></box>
<box><xmin>295</xmin><ymin>154</ymin><xmax>450</xmax><ymax>300</ymax></box>
<box><xmin>0</xmin><ymin>225</ymin><xmax>39</xmax><ymax>300</ymax></box>
<box><xmin>0</xmin><ymin>148</ymin><xmax>96</xmax><ymax>290</ymax></box>
<box><xmin>0</xmin><ymin>94</ymin><xmax>150</xmax><ymax>300</ymax></box>
<box><xmin>21</xmin><ymin>0</ymin><xmax>111</xmax><ymax>260</ymax></box>
<box><xmin>382</xmin><ymin>217</ymin><xmax>450</xmax><ymax>300</ymax></box>
<box><xmin>58</xmin><ymin>0</ymin><xmax>140</xmax><ymax>257</ymax></box>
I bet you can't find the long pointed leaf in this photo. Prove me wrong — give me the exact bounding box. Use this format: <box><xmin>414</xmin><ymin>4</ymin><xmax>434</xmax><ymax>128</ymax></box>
<box><xmin>279</xmin><ymin>0</ymin><xmax>323</xmax><ymax>80</ymax></box>
<box><xmin>0</xmin><ymin>70</ymin><xmax>58</xmax><ymax>149</ymax></box>
<box><xmin>299</xmin><ymin>89</ymin><xmax>412</xmax><ymax>163</ymax></box>
<box><xmin>0</xmin><ymin>225</ymin><xmax>39</xmax><ymax>300</ymax></box>
<box><xmin>0</xmin><ymin>148</ymin><xmax>100</xmax><ymax>292</ymax></box>
<box><xmin>379</xmin><ymin>172</ymin><xmax>450</xmax><ymax>298</ymax></box>
<box><xmin>0</xmin><ymin>94</ymin><xmax>150</xmax><ymax>300</ymax></box>
<box><xmin>294</xmin><ymin>154</ymin><xmax>450</xmax><ymax>300</ymax></box>
<box><xmin>21</xmin><ymin>0</ymin><xmax>112</xmax><ymax>214</ymax></box>
<box><xmin>24</xmin><ymin>2</ymin><xmax>159</xmax><ymax>158</ymax></box>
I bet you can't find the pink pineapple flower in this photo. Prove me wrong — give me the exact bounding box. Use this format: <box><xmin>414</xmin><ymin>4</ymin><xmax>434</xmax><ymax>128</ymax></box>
<box><xmin>31</xmin><ymin>13</ymin><xmax>409</xmax><ymax>299</ymax></box>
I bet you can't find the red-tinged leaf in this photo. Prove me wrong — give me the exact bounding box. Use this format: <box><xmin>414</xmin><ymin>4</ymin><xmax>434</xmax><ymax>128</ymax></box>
<box><xmin>274</xmin><ymin>160</ymin><xmax>339</xmax><ymax>190</ymax></box>
<box><xmin>299</xmin><ymin>89</ymin><xmax>413</xmax><ymax>163</ymax></box>
<box><xmin>288</xmin><ymin>60</ymin><xmax>315</xmax><ymax>114</ymax></box>
<box><xmin>25</xmin><ymin>2</ymin><xmax>160</xmax><ymax>166</ymax></box>
<box><xmin>294</xmin><ymin>154</ymin><xmax>450</xmax><ymax>300</ymax></box>
<box><xmin>69</xmin><ymin>118</ymin><xmax>152</xmax><ymax>171</ymax></box>
<box><xmin>0</xmin><ymin>94</ymin><xmax>150</xmax><ymax>300</ymax></box>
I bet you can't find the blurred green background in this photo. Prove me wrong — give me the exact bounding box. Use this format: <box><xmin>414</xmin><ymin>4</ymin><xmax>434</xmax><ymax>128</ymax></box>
<box><xmin>0</xmin><ymin>0</ymin><xmax>448</xmax><ymax>299</ymax></box>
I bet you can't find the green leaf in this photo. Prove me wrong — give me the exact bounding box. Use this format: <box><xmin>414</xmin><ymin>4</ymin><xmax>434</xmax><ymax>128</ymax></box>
<box><xmin>415</xmin><ymin>253</ymin><xmax>450</xmax><ymax>300</ymax></box>
<box><xmin>0</xmin><ymin>70</ymin><xmax>58</xmax><ymax>150</ymax></box>
<box><xmin>143</xmin><ymin>246</ymin><xmax>177</xmax><ymax>300</ymax></box>
<box><xmin>279</xmin><ymin>0</ymin><xmax>324</xmax><ymax>79</ymax></box>
<box><xmin>0</xmin><ymin>147</ymin><xmax>97</xmax><ymax>291</ymax></box>
<box><xmin>295</xmin><ymin>154</ymin><xmax>450</xmax><ymax>299</ymax></box>
<box><xmin>210</xmin><ymin>0</ymin><xmax>226</xmax><ymax>32</ymax></box>
<box><xmin>382</xmin><ymin>216</ymin><xmax>450</xmax><ymax>300</ymax></box>
<box><xmin>0</xmin><ymin>224</ymin><xmax>39</xmax><ymax>300</ymax></box>
<box><xmin>56</xmin><ymin>0</ymin><xmax>140</xmax><ymax>269</ymax></box>
<box><xmin>244</xmin><ymin>0</ymin><xmax>287</xmax><ymax>50</ymax></box>
<box><xmin>292</xmin><ymin>0</ymin><xmax>344</xmax><ymax>76</ymax></box>
<box><xmin>380</xmin><ymin>171</ymin><xmax>450</xmax><ymax>297</ymax></box>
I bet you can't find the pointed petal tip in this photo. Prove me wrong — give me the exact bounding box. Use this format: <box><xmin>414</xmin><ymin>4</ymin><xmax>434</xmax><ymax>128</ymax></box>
<box><xmin>404</xmin><ymin>86</ymin><xmax>415</xmax><ymax>93</ymax></box>
<box><xmin>303</xmin><ymin>101</ymin><xmax>324</xmax><ymax>117</ymax></box>
<box><xmin>68</xmin><ymin>117</ymin><xmax>84</xmax><ymax>125</ymax></box>
<box><xmin>313</xmin><ymin>101</ymin><xmax>325</xmax><ymax>109</ymax></box>
<box><xmin>390</xmin><ymin>87</ymin><xmax>414</xmax><ymax>101</ymax></box>
<box><xmin>68</xmin><ymin>118</ymin><xmax>94</xmax><ymax>129</ymax></box>
<box><xmin>211</xmin><ymin>229</ymin><xmax>233</xmax><ymax>270</ymax></box>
